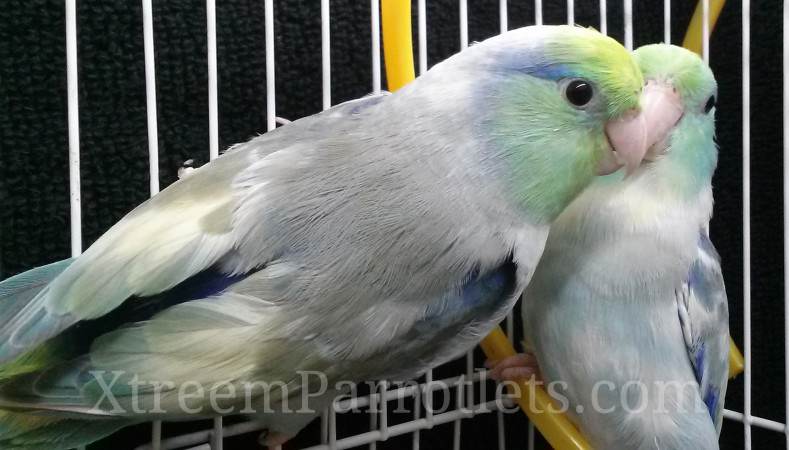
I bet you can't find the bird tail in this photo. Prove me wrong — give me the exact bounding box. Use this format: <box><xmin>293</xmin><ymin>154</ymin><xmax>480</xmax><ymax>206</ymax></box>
<box><xmin>0</xmin><ymin>260</ymin><xmax>131</xmax><ymax>449</ymax></box>
<box><xmin>0</xmin><ymin>259</ymin><xmax>74</xmax><ymax>365</ymax></box>
<box><xmin>0</xmin><ymin>410</ymin><xmax>131</xmax><ymax>450</ymax></box>
<box><xmin>0</xmin><ymin>259</ymin><xmax>73</xmax><ymax>312</ymax></box>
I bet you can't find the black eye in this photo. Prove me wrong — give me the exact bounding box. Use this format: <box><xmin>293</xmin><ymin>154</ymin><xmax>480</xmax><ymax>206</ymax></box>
<box><xmin>704</xmin><ymin>95</ymin><xmax>716</xmax><ymax>113</ymax></box>
<box><xmin>564</xmin><ymin>79</ymin><xmax>594</xmax><ymax>107</ymax></box>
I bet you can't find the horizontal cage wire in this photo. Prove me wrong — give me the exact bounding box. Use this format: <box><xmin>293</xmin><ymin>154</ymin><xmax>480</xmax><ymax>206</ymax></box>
<box><xmin>0</xmin><ymin>0</ymin><xmax>775</xmax><ymax>449</ymax></box>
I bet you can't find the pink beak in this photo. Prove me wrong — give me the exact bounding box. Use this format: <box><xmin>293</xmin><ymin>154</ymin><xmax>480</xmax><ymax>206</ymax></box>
<box><xmin>598</xmin><ymin>80</ymin><xmax>685</xmax><ymax>175</ymax></box>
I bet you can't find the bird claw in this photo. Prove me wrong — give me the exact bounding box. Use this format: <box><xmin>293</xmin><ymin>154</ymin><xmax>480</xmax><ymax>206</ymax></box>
<box><xmin>258</xmin><ymin>430</ymin><xmax>293</xmax><ymax>448</ymax></box>
<box><xmin>485</xmin><ymin>352</ymin><xmax>542</xmax><ymax>383</ymax></box>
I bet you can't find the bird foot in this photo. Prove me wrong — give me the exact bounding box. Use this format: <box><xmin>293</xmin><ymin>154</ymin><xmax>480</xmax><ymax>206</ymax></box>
<box><xmin>485</xmin><ymin>352</ymin><xmax>542</xmax><ymax>383</ymax></box>
<box><xmin>259</xmin><ymin>430</ymin><xmax>293</xmax><ymax>448</ymax></box>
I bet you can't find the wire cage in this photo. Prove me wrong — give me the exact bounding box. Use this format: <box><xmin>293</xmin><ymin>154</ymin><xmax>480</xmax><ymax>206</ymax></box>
<box><xmin>0</xmin><ymin>0</ymin><xmax>784</xmax><ymax>449</ymax></box>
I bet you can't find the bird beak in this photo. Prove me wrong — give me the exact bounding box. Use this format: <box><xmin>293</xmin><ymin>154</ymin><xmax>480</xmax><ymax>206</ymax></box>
<box><xmin>599</xmin><ymin>80</ymin><xmax>684</xmax><ymax>176</ymax></box>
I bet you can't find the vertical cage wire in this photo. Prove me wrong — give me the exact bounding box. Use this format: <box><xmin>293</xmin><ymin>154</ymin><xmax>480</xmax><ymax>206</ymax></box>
<box><xmin>623</xmin><ymin>0</ymin><xmax>633</xmax><ymax>50</ymax></box>
<box><xmin>207</xmin><ymin>0</ymin><xmax>219</xmax><ymax>161</ymax></box>
<box><xmin>599</xmin><ymin>0</ymin><xmax>607</xmax><ymax>35</ymax></box>
<box><xmin>321</xmin><ymin>407</ymin><xmax>329</xmax><ymax>444</ymax></box>
<box><xmin>702</xmin><ymin>0</ymin><xmax>710</xmax><ymax>64</ymax></box>
<box><xmin>141</xmin><ymin>0</ymin><xmax>160</xmax><ymax>195</ymax></box>
<box><xmin>500</xmin><ymin>0</ymin><xmax>508</xmax><ymax>32</ymax></box>
<box><xmin>371</xmin><ymin>0</ymin><xmax>381</xmax><ymax>94</ymax></box>
<box><xmin>452</xmin><ymin>378</ymin><xmax>463</xmax><ymax>450</ymax></box>
<box><xmin>328</xmin><ymin>399</ymin><xmax>338</xmax><ymax>449</ymax></box>
<box><xmin>143</xmin><ymin>0</ymin><xmax>163</xmax><ymax>442</ymax></box>
<box><xmin>151</xmin><ymin>420</ymin><xmax>162</xmax><ymax>450</ymax></box>
<box><xmin>370</xmin><ymin>389</ymin><xmax>379</xmax><ymax>450</ymax></box>
<box><xmin>65</xmin><ymin>0</ymin><xmax>81</xmax><ymax>257</ymax></box>
<box><xmin>741</xmin><ymin>0</ymin><xmax>752</xmax><ymax>448</ymax></box>
<box><xmin>663</xmin><ymin>0</ymin><xmax>670</xmax><ymax>43</ymax></box>
<box><xmin>379</xmin><ymin>381</ymin><xmax>390</xmax><ymax>443</ymax></box>
<box><xmin>418</xmin><ymin>0</ymin><xmax>427</xmax><ymax>74</ymax></box>
<box><xmin>497</xmin><ymin>408</ymin><xmax>506</xmax><ymax>450</ymax></box>
<box><xmin>457</xmin><ymin>4</ymin><xmax>469</xmax><ymax>447</ymax></box>
<box><xmin>567</xmin><ymin>0</ymin><xmax>574</xmax><ymax>24</ymax></box>
<box><xmin>412</xmin><ymin>378</ymin><xmax>422</xmax><ymax>450</ymax></box>
<box><xmin>212</xmin><ymin>417</ymin><xmax>224</xmax><ymax>450</ymax></box>
<box><xmin>459</xmin><ymin>0</ymin><xmax>468</xmax><ymax>49</ymax></box>
<box><xmin>265</xmin><ymin>0</ymin><xmax>276</xmax><ymax>131</ymax></box>
<box><xmin>535</xmin><ymin>0</ymin><xmax>543</xmax><ymax>25</ymax></box>
<box><xmin>784</xmin><ymin>1</ymin><xmax>789</xmax><ymax>447</ymax></box>
<box><xmin>321</xmin><ymin>0</ymin><xmax>331</xmax><ymax>110</ymax></box>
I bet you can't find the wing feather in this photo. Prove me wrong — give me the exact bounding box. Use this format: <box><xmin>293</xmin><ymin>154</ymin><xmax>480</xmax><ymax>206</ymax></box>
<box><xmin>0</xmin><ymin>94</ymin><xmax>393</xmax><ymax>365</ymax></box>
<box><xmin>676</xmin><ymin>233</ymin><xmax>729</xmax><ymax>433</ymax></box>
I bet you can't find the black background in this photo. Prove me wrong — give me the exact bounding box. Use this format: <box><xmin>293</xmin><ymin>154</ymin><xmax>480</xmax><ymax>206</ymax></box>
<box><xmin>0</xmin><ymin>1</ymin><xmax>782</xmax><ymax>449</ymax></box>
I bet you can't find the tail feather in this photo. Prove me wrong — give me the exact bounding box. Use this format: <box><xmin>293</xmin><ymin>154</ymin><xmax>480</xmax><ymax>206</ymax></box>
<box><xmin>0</xmin><ymin>259</ymin><xmax>74</xmax><ymax>304</ymax></box>
<box><xmin>0</xmin><ymin>259</ymin><xmax>74</xmax><ymax>364</ymax></box>
<box><xmin>0</xmin><ymin>410</ymin><xmax>130</xmax><ymax>450</ymax></box>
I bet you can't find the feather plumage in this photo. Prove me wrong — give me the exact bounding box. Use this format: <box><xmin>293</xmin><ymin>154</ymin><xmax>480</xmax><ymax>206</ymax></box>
<box><xmin>0</xmin><ymin>26</ymin><xmax>644</xmax><ymax>448</ymax></box>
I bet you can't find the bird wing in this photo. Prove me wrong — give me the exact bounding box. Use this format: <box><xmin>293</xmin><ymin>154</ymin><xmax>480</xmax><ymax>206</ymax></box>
<box><xmin>0</xmin><ymin>256</ymin><xmax>521</xmax><ymax>417</ymax></box>
<box><xmin>676</xmin><ymin>232</ymin><xmax>729</xmax><ymax>433</ymax></box>
<box><xmin>0</xmin><ymin>94</ymin><xmax>391</xmax><ymax>364</ymax></box>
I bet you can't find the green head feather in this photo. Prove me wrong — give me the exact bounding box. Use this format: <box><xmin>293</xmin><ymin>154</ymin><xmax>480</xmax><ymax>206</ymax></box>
<box><xmin>477</xmin><ymin>26</ymin><xmax>643</xmax><ymax>222</ymax></box>
<box><xmin>633</xmin><ymin>44</ymin><xmax>718</xmax><ymax>199</ymax></box>
<box><xmin>541</xmin><ymin>26</ymin><xmax>644</xmax><ymax>118</ymax></box>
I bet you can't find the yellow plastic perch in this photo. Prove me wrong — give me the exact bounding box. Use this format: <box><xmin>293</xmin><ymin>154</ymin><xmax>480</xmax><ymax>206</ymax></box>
<box><xmin>679</xmin><ymin>0</ymin><xmax>744</xmax><ymax>380</ymax></box>
<box><xmin>381</xmin><ymin>2</ymin><xmax>591</xmax><ymax>449</ymax></box>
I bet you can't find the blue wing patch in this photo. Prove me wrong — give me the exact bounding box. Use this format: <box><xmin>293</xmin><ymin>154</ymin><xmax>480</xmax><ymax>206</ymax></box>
<box><xmin>420</xmin><ymin>255</ymin><xmax>518</xmax><ymax>330</ymax></box>
<box><xmin>677</xmin><ymin>232</ymin><xmax>730</xmax><ymax>433</ymax></box>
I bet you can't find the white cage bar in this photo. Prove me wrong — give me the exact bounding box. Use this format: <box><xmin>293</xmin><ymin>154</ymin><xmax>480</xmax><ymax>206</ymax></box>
<box><xmin>742</xmin><ymin>0</ymin><xmax>753</xmax><ymax>447</ymax></box>
<box><xmin>51</xmin><ymin>1</ymin><xmax>783</xmax><ymax>449</ymax></box>
<box><xmin>65</xmin><ymin>0</ymin><xmax>81</xmax><ymax>257</ymax></box>
<box><xmin>784</xmin><ymin>2</ymin><xmax>789</xmax><ymax>448</ymax></box>
<box><xmin>206</xmin><ymin>0</ymin><xmax>219</xmax><ymax>161</ymax></box>
<box><xmin>141</xmin><ymin>0</ymin><xmax>160</xmax><ymax>195</ymax></box>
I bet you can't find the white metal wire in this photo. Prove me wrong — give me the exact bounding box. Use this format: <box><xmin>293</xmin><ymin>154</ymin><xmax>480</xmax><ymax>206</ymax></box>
<box><xmin>623</xmin><ymin>0</ymin><xmax>633</xmax><ymax>50</ymax></box>
<box><xmin>599</xmin><ymin>0</ymin><xmax>607</xmax><ymax>35</ymax></box>
<box><xmin>535</xmin><ymin>0</ymin><xmax>543</xmax><ymax>25</ymax></box>
<box><xmin>702</xmin><ymin>0</ymin><xmax>710</xmax><ymax>64</ymax></box>
<box><xmin>142</xmin><ymin>2</ymin><xmax>163</xmax><ymax>445</ymax></box>
<box><xmin>785</xmin><ymin>2</ymin><xmax>789</xmax><ymax>448</ymax></box>
<box><xmin>321</xmin><ymin>0</ymin><xmax>331</xmax><ymax>110</ymax></box>
<box><xmin>207</xmin><ymin>0</ymin><xmax>219</xmax><ymax>161</ymax></box>
<box><xmin>265</xmin><ymin>0</ymin><xmax>276</xmax><ymax>131</ymax></box>
<box><xmin>321</xmin><ymin>407</ymin><xmax>329</xmax><ymax>444</ymax></box>
<box><xmin>500</xmin><ymin>0</ymin><xmax>508</xmax><ymax>32</ymax></box>
<box><xmin>418</xmin><ymin>0</ymin><xmax>427</xmax><ymax>75</ymax></box>
<box><xmin>724</xmin><ymin>410</ymin><xmax>787</xmax><ymax>434</ymax></box>
<box><xmin>459</xmin><ymin>0</ymin><xmax>468</xmax><ymax>50</ymax></box>
<box><xmin>211</xmin><ymin>417</ymin><xmax>223</xmax><ymax>450</ymax></box>
<box><xmin>742</xmin><ymin>0</ymin><xmax>752</xmax><ymax>448</ymax></box>
<box><xmin>141</xmin><ymin>0</ymin><xmax>160</xmax><ymax>195</ymax></box>
<box><xmin>412</xmin><ymin>379</ymin><xmax>422</xmax><ymax>449</ymax></box>
<box><xmin>663</xmin><ymin>0</ymin><xmax>670</xmax><ymax>43</ymax></box>
<box><xmin>369</xmin><ymin>391</ymin><xmax>379</xmax><ymax>450</ymax></box>
<box><xmin>528</xmin><ymin>422</ymin><xmax>535</xmax><ymax>450</ymax></box>
<box><xmin>371</xmin><ymin>0</ymin><xmax>381</xmax><ymax>94</ymax></box>
<box><xmin>567</xmin><ymin>0</ymin><xmax>574</xmax><ymax>24</ymax></box>
<box><xmin>151</xmin><ymin>420</ymin><xmax>162</xmax><ymax>450</ymax></box>
<box><xmin>65</xmin><ymin>0</ymin><xmax>81</xmax><ymax>257</ymax></box>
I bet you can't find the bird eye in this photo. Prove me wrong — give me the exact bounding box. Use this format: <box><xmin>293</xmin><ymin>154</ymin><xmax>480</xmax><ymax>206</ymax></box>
<box><xmin>704</xmin><ymin>95</ymin><xmax>716</xmax><ymax>113</ymax></box>
<box><xmin>564</xmin><ymin>79</ymin><xmax>594</xmax><ymax>108</ymax></box>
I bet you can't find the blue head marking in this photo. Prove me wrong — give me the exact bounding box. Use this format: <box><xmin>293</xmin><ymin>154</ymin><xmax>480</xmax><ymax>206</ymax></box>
<box><xmin>482</xmin><ymin>45</ymin><xmax>575</xmax><ymax>81</ymax></box>
<box><xmin>520</xmin><ymin>62</ymin><xmax>574</xmax><ymax>81</ymax></box>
